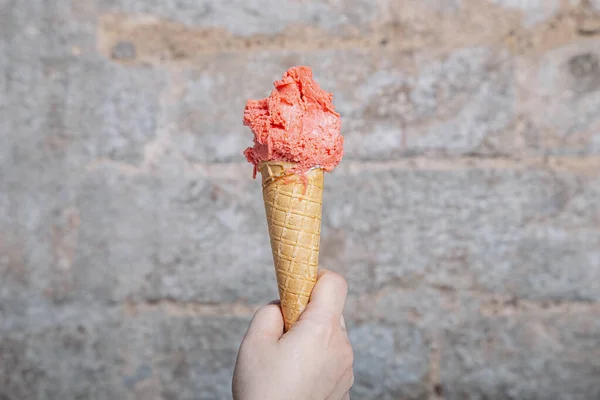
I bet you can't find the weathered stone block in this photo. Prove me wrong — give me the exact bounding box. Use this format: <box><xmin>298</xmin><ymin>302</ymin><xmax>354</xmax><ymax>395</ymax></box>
<box><xmin>517</xmin><ymin>39</ymin><xmax>600</xmax><ymax>156</ymax></box>
<box><xmin>5</xmin><ymin>0</ymin><xmax>96</xmax><ymax>58</ymax></box>
<box><xmin>349</xmin><ymin>322</ymin><xmax>429</xmax><ymax>399</ymax></box>
<box><xmin>101</xmin><ymin>0</ymin><xmax>383</xmax><ymax>36</ymax></box>
<box><xmin>323</xmin><ymin>167</ymin><xmax>600</xmax><ymax>302</ymax></box>
<box><xmin>350</xmin><ymin>47</ymin><xmax>515</xmax><ymax>158</ymax></box>
<box><xmin>441</xmin><ymin>312</ymin><xmax>600</xmax><ymax>399</ymax></box>
<box><xmin>119</xmin><ymin>311</ymin><xmax>250</xmax><ymax>400</ymax></box>
<box><xmin>0</xmin><ymin>306</ymin><xmax>125</xmax><ymax>399</ymax></box>
<box><xmin>75</xmin><ymin>164</ymin><xmax>276</xmax><ymax>305</ymax></box>
<box><xmin>66</xmin><ymin>58</ymin><xmax>166</xmax><ymax>164</ymax></box>
<box><xmin>487</xmin><ymin>0</ymin><xmax>561</xmax><ymax>27</ymax></box>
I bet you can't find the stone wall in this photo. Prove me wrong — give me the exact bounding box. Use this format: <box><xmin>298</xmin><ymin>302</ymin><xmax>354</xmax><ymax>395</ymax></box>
<box><xmin>1</xmin><ymin>0</ymin><xmax>600</xmax><ymax>399</ymax></box>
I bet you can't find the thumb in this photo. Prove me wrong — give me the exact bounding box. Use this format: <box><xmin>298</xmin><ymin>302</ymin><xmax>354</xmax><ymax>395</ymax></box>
<box><xmin>244</xmin><ymin>301</ymin><xmax>284</xmax><ymax>342</ymax></box>
<box><xmin>301</xmin><ymin>269</ymin><xmax>348</xmax><ymax>321</ymax></box>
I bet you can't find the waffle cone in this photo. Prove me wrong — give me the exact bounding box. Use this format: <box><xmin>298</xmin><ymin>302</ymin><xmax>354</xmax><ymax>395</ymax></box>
<box><xmin>259</xmin><ymin>161</ymin><xmax>323</xmax><ymax>332</ymax></box>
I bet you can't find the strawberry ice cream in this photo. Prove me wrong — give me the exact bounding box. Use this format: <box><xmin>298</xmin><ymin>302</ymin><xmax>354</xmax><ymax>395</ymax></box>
<box><xmin>243</xmin><ymin>66</ymin><xmax>344</xmax><ymax>177</ymax></box>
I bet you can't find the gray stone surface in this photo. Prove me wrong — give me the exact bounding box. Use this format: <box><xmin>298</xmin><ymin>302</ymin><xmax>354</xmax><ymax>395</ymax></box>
<box><xmin>0</xmin><ymin>160</ymin><xmax>273</xmax><ymax>308</ymax></box>
<box><xmin>78</xmin><ymin>164</ymin><xmax>276</xmax><ymax>305</ymax></box>
<box><xmin>111</xmin><ymin>40</ymin><xmax>137</xmax><ymax>61</ymax></box>
<box><xmin>66</xmin><ymin>58</ymin><xmax>167</xmax><ymax>164</ymax></box>
<box><xmin>352</xmin><ymin>47</ymin><xmax>515</xmax><ymax>158</ymax></box>
<box><xmin>0</xmin><ymin>305</ymin><xmax>250</xmax><ymax>400</ymax></box>
<box><xmin>0</xmin><ymin>306</ymin><xmax>125</xmax><ymax>400</ymax></box>
<box><xmin>101</xmin><ymin>0</ymin><xmax>384</xmax><ymax>36</ymax></box>
<box><xmin>349</xmin><ymin>322</ymin><xmax>429</xmax><ymax>399</ymax></box>
<box><xmin>324</xmin><ymin>168</ymin><xmax>600</xmax><ymax>302</ymax></box>
<box><xmin>2</xmin><ymin>0</ymin><xmax>600</xmax><ymax>398</ymax></box>
<box><xmin>441</xmin><ymin>311</ymin><xmax>600</xmax><ymax>400</ymax></box>
<box><xmin>119</xmin><ymin>312</ymin><xmax>250</xmax><ymax>400</ymax></box>
<box><xmin>517</xmin><ymin>38</ymin><xmax>600</xmax><ymax>156</ymax></box>
<box><xmin>487</xmin><ymin>0</ymin><xmax>562</xmax><ymax>27</ymax></box>
<box><xmin>5</xmin><ymin>0</ymin><xmax>96</xmax><ymax>59</ymax></box>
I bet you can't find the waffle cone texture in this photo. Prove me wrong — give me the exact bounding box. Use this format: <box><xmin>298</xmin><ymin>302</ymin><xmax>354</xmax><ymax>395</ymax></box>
<box><xmin>259</xmin><ymin>161</ymin><xmax>324</xmax><ymax>332</ymax></box>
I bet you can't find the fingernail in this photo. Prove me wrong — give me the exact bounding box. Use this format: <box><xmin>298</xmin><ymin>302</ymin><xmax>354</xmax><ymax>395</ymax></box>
<box><xmin>340</xmin><ymin>315</ymin><xmax>347</xmax><ymax>330</ymax></box>
<box><xmin>268</xmin><ymin>299</ymin><xmax>281</xmax><ymax>306</ymax></box>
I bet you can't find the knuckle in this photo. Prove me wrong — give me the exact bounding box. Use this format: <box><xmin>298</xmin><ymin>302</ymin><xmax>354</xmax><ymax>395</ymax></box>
<box><xmin>312</xmin><ymin>319</ymin><xmax>335</xmax><ymax>338</ymax></box>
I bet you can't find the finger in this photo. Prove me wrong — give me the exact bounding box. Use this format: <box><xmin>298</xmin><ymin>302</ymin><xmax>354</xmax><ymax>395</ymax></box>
<box><xmin>343</xmin><ymin>391</ymin><xmax>351</xmax><ymax>400</ymax></box>
<box><xmin>303</xmin><ymin>270</ymin><xmax>348</xmax><ymax>320</ymax></box>
<box><xmin>244</xmin><ymin>302</ymin><xmax>284</xmax><ymax>342</ymax></box>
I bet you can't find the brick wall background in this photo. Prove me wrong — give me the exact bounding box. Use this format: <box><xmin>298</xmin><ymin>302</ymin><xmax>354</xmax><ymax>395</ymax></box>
<box><xmin>2</xmin><ymin>0</ymin><xmax>600</xmax><ymax>399</ymax></box>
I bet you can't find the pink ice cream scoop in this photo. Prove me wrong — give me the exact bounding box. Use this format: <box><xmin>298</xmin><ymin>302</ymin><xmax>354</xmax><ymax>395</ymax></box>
<box><xmin>243</xmin><ymin>66</ymin><xmax>344</xmax><ymax>177</ymax></box>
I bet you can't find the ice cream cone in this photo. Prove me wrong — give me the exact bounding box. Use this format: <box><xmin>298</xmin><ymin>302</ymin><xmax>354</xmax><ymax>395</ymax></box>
<box><xmin>259</xmin><ymin>161</ymin><xmax>324</xmax><ymax>332</ymax></box>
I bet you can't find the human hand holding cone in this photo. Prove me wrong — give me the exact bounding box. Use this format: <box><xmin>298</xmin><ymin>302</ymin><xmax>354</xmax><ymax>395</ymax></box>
<box><xmin>243</xmin><ymin>66</ymin><xmax>343</xmax><ymax>331</ymax></box>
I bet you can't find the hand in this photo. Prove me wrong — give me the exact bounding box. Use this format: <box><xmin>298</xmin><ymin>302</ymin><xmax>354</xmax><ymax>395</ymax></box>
<box><xmin>232</xmin><ymin>270</ymin><xmax>354</xmax><ymax>400</ymax></box>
